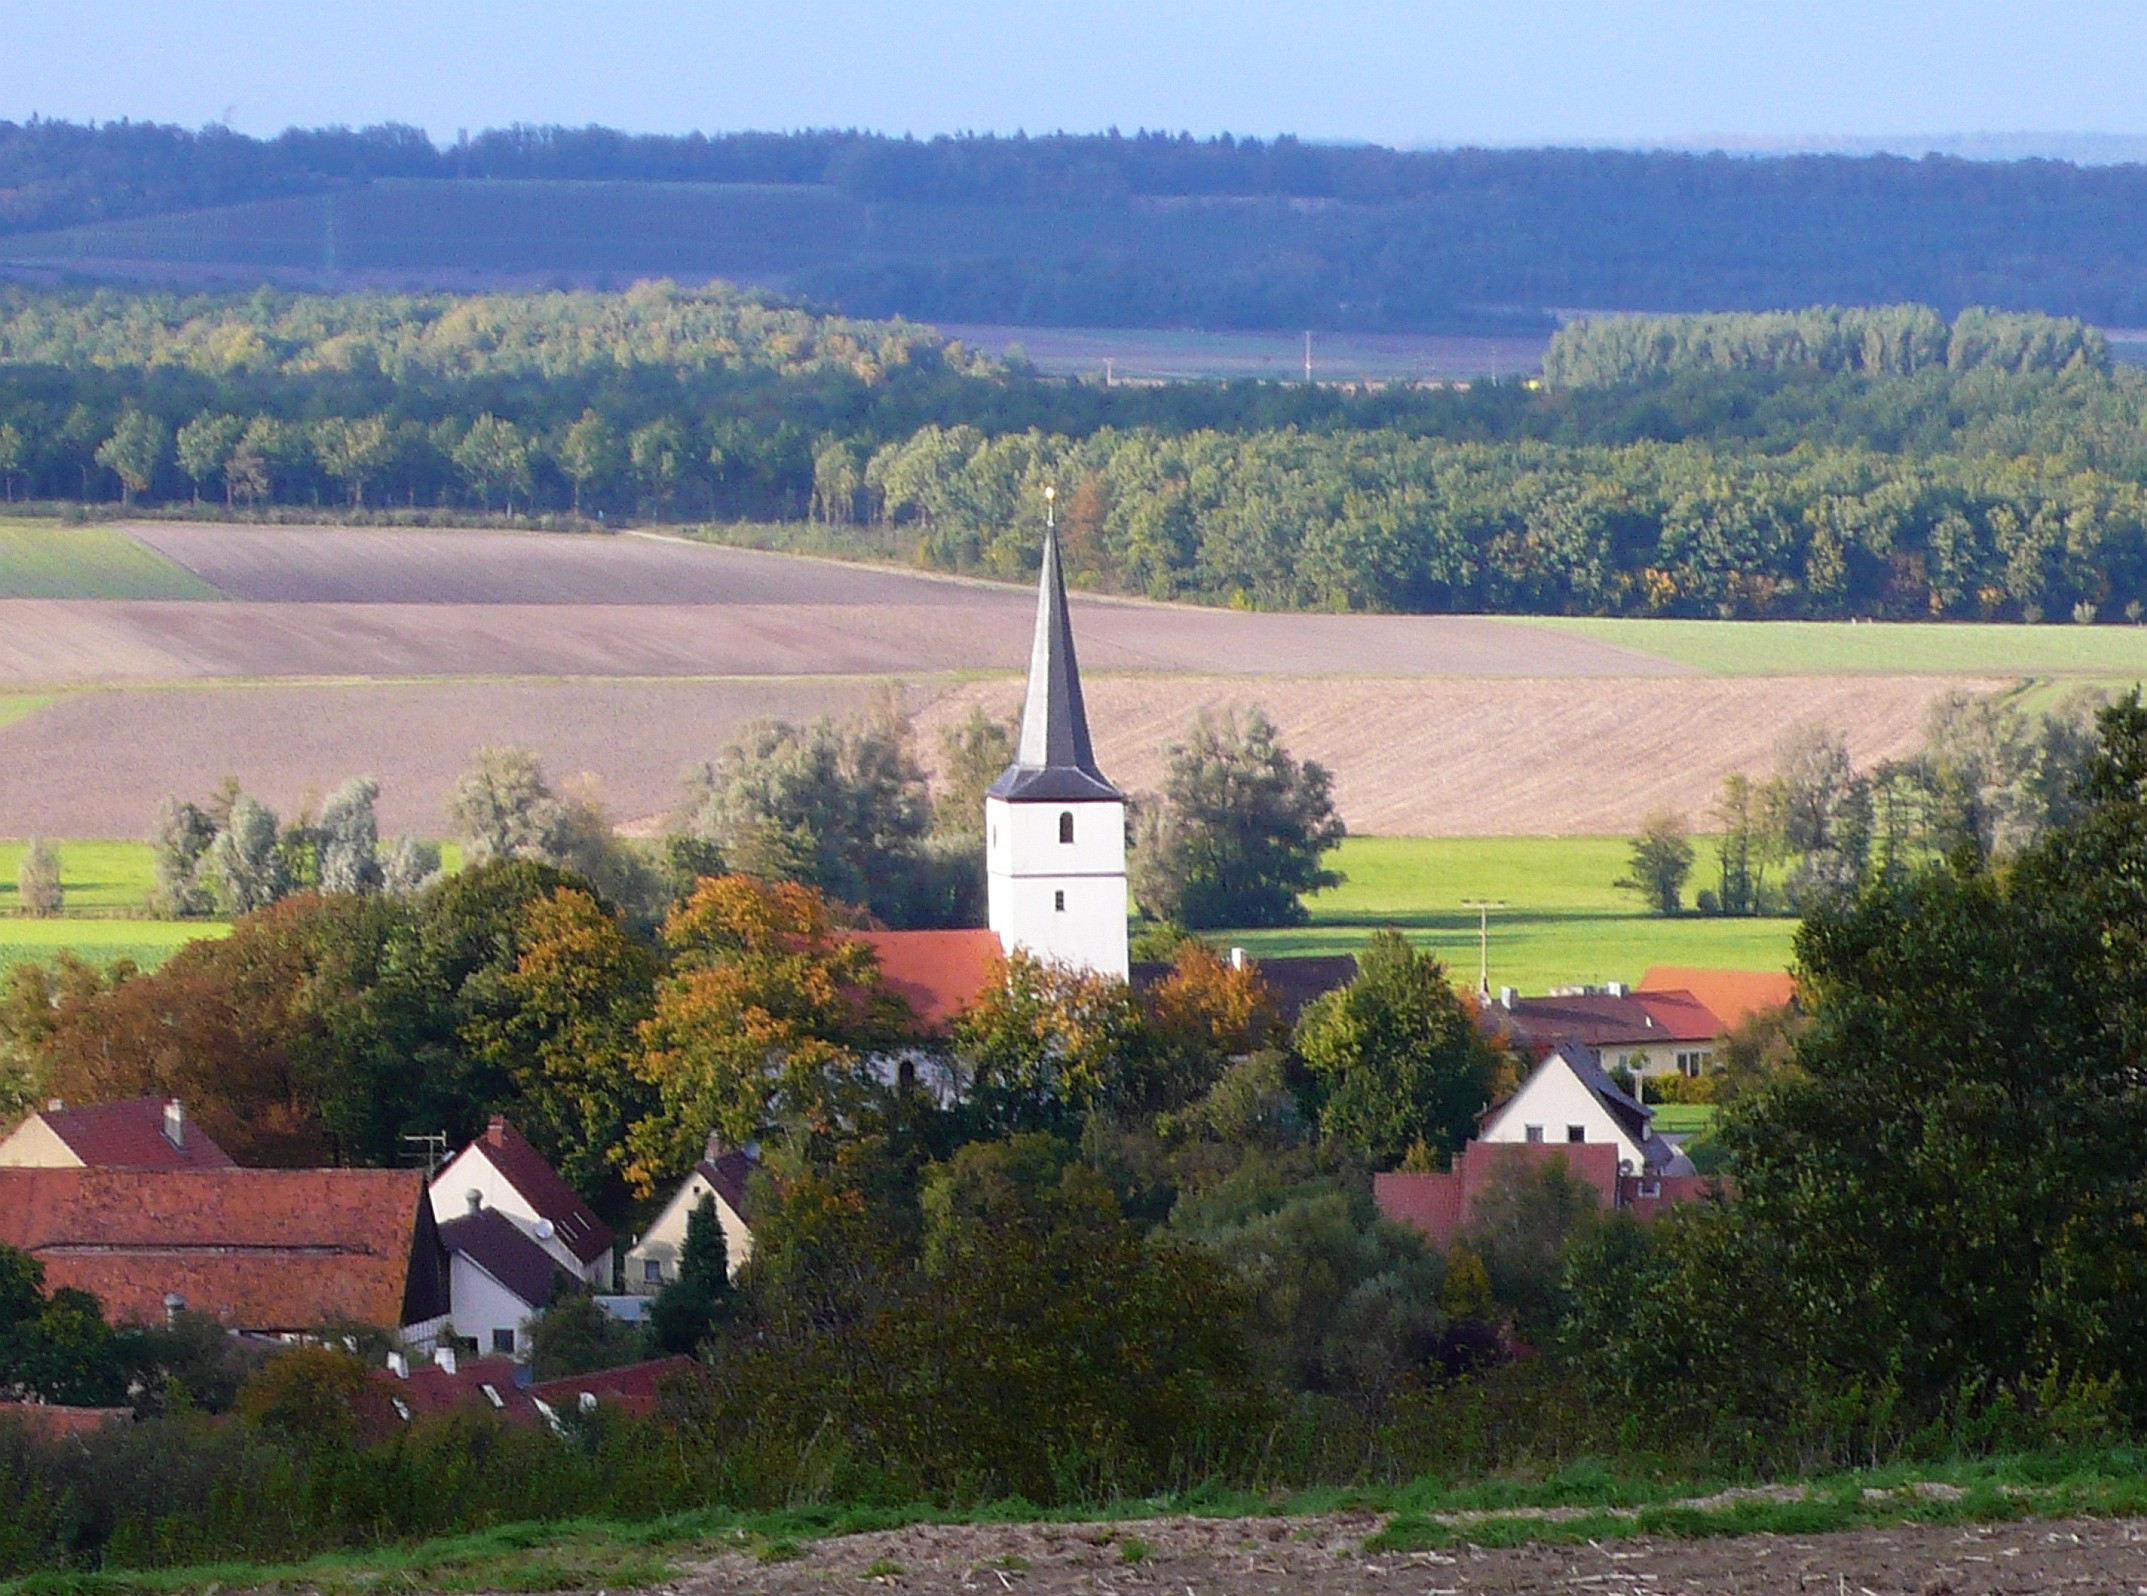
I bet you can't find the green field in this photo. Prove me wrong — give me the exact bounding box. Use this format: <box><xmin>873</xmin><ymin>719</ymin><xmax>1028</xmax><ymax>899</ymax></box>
<box><xmin>0</xmin><ymin>840</ymin><xmax>217</xmax><ymax>972</ymax></box>
<box><xmin>1528</xmin><ymin>615</ymin><xmax>2147</xmax><ymax>678</ymax></box>
<box><xmin>0</xmin><ymin>521</ymin><xmax>220</xmax><ymax>599</ymax></box>
<box><xmin>1227</xmin><ymin>836</ymin><xmax>1797</xmax><ymax>992</ymax></box>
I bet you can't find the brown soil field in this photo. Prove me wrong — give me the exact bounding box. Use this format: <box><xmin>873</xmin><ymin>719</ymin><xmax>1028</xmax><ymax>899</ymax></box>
<box><xmin>0</xmin><ymin>673</ymin><xmax>1985</xmax><ymax>839</ymax></box>
<box><xmin>686</xmin><ymin>1511</ymin><xmax>2147</xmax><ymax>1595</ymax></box>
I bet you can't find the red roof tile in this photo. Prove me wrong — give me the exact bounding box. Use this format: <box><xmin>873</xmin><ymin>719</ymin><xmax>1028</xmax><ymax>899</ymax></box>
<box><xmin>0</xmin><ymin>1403</ymin><xmax>132</xmax><ymax>1439</ymax></box>
<box><xmin>12</xmin><ymin>1098</ymin><xmax>236</xmax><ymax>1170</ymax></box>
<box><xmin>854</xmin><ymin>929</ymin><xmax>1004</xmax><ymax>1031</ymax></box>
<box><xmin>459</xmin><ymin>1118</ymin><xmax>613</xmax><ymax>1266</ymax></box>
<box><xmin>1487</xmin><ymin>989</ymin><xmax>1724</xmax><ymax>1052</ymax></box>
<box><xmin>371</xmin><ymin>1354</ymin><xmax>697</xmax><ymax>1428</ymax></box>
<box><xmin>530</xmin><ymin>1355</ymin><xmax>696</xmax><ymax>1418</ymax></box>
<box><xmin>0</xmin><ymin>1167</ymin><xmax>447</xmax><ymax>1332</ymax></box>
<box><xmin>1637</xmin><ymin>966</ymin><xmax>1796</xmax><ymax>1029</ymax></box>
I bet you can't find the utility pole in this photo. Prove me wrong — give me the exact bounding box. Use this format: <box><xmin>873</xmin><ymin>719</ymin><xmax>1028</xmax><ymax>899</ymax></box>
<box><xmin>1462</xmin><ymin>899</ymin><xmax>1507</xmax><ymax>1002</ymax></box>
<box><xmin>1303</xmin><ymin>330</ymin><xmax>1313</xmax><ymax>384</ymax></box>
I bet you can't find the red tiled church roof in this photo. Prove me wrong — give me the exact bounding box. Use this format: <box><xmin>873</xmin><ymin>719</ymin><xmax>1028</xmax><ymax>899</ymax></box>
<box><xmin>14</xmin><ymin>1098</ymin><xmax>236</xmax><ymax>1170</ymax></box>
<box><xmin>854</xmin><ymin>928</ymin><xmax>1004</xmax><ymax>1031</ymax></box>
<box><xmin>0</xmin><ymin>1167</ymin><xmax>446</xmax><ymax>1332</ymax></box>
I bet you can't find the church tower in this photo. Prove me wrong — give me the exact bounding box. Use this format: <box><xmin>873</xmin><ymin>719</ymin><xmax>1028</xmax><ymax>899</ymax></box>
<box><xmin>985</xmin><ymin>500</ymin><xmax>1129</xmax><ymax>979</ymax></box>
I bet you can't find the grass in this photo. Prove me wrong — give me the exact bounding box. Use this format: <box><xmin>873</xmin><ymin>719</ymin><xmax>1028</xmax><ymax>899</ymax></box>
<box><xmin>0</xmin><ymin>693</ymin><xmax>56</xmax><ymax>730</ymax></box>
<box><xmin>1524</xmin><ymin>615</ymin><xmax>2147</xmax><ymax>678</ymax></box>
<box><xmin>11</xmin><ymin>1449</ymin><xmax>2147</xmax><ymax>1595</ymax></box>
<box><xmin>0</xmin><ymin>840</ymin><xmax>218</xmax><ymax>973</ymax></box>
<box><xmin>1226</xmin><ymin>836</ymin><xmax>1796</xmax><ymax>992</ymax></box>
<box><xmin>0</xmin><ymin>521</ymin><xmax>220</xmax><ymax>599</ymax></box>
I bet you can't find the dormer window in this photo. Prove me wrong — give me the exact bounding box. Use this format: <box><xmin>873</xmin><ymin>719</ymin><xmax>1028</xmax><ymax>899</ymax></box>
<box><xmin>1059</xmin><ymin>811</ymin><xmax>1075</xmax><ymax>844</ymax></box>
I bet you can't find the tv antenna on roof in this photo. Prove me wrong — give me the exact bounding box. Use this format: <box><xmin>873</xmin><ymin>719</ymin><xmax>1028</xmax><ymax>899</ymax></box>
<box><xmin>399</xmin><ymin>1130</ymin><xmax>450</xmax><ymax>1175</ymax></box>
<box><xmin>1462</xmin><ymin>899</ymin><xmax>1507</xmax><ymax>1001</ymax></box>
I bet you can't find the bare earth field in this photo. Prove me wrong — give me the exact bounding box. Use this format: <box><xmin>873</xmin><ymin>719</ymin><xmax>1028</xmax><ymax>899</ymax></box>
<box><xmin>0</xmin><ymin>523</ymin><xmax>2017</xmax><ymax>838</ymax></box>
<box><xmin>687</xmin><ymin>1512</ymin><xmax>2147</xmax><ymax>1596</ymax></box>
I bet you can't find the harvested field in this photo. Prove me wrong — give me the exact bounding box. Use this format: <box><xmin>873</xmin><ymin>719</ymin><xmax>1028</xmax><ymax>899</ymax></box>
<box><xmin>0</xmin><ymin>672</ymin><xmax>1988</xmax><ymax>838</ymax></box>
<box><xmin>686</xmin><ymin>1512</ymin><xmax>2147</xmax><ymax>1596</ymax></box>
<box><xmin>916</xmin><ymin>673</ymin><xmax>1995</xmax><ymax>835</ymax></box>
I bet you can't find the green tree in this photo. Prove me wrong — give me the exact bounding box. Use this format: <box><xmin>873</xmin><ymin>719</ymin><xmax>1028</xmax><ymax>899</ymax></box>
<box><xmin>315</xmin><ymin>777</ymin><xmax>381</xmax><ymax>895</ymax></box>
<box><xmin>951</xmin><ymin>950</ymin><xmax>1150</xmax><ymax>1132</ymax></box>
<box><xmin>311</xmin><ymin>415</ymin><xmax>396</xmax><ymax>507</ymax></box>
<box><xmin>932</xmin><ymin>704</ymin><xmax>1015</xmax><ymax>839</ymax></box>
<box><xmin>0</xmin><ymin>421</ymin><xmax>24</xmax><ymax>502</ymax></box>
<box><xmin>94</xmin><ymin>407</ymin><xmax>167</xmax><ymax>503</ymax></box>
<box><xmin>16</xmin><ymin>838</ymin><xmax>61</xmax><ymax>918</ymax></box>
<box><xmin>453</xmin><ymin>413</ymin><xmax>533</xmax><ymax>512</ymax></box>
<box><xmin>174</xmin><ymin>411</ymin><xmax>244</xmax><ymax>504</ymax></box>
<box><xmin>204</xmin><ymin>793</ymin><xmax>286</xmax><ymax>914</ymax></box>
<box><xmin>1616</xmin><ymin>809</ymin><xmax>1694</xmax><ymax>915</ymax></box>
<box><xmin>628</xmin><ymin>417</ymin><xmax>687</xmax><ymax>508</ymax></box>
<box><xmin>556</xmin><ymin>409</ymin><xmax>621</xmax><ymax>514</ymax></box>
<box><xmin>527</xmin><ymin>1290</ymin><xmax>645</xmax><ymax>1377</ymax></box>
<box><xmin>446</xmin><ymin>745</ymin><xmax>559</xmax><ymax>862</ymax></box>
<box><xmin>1296</xmin><ymin>930</ymin><xmax>1500</xmax><ymax>1165</ymax></box>
<box><xmin>1132</xmin><ymin>706</ymin><xmax>1344</xmax><ymax>929</ymax></box>
<box><xmin>647</xmin><ymin>1193</ymin><xmax>732</xmax><ymax>1354</ymax></box>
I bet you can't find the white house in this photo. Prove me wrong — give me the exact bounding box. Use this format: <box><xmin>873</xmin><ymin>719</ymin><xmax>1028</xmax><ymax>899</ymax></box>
<box><xmin>624</xmin><ymin>1137</ymin><xmax>757</xmax><ymax>1294</ymax></box>
<box><xmin>429</xmin><ymin>1117</ymin><xmax>614</xmax><ymax>1288</ymax></box>
<box><xmin>435</xmin><ymin>1198</ymin><xmax>569</xmax><ymax>1358</ymax></box>
<box><xmin>1479</xmin><ymin>1044</ymin><xmax>1692</xmax><ymax>1176</ymax></box>
<box><xmin>984</xmin><ymin>516</ymin><xmax>1129</xmax><ymax>980</ymax></box>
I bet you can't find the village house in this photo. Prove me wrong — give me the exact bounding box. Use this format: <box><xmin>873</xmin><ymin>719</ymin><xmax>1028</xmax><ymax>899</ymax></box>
<box><xmin>0</xmin><ymin>1166</ymin><xmax>451</xmax><ymax>1342</ymax></box>
<box><xmin>428</xmin><ymin>1117</ymin><xmax>614</xmax><ymax>1288</ymax></box>
<box><xmin>0</xmin><ymin>1096</ymin><xmax>235</xmax><ymax>1170</ymax></box>
<box><xmin>626</xmin><ymin>1134</ymin><xmax>757</xmax><ymax>1291</ymax></box>
<box><xmin>435</xmin><ymin>1197</ymin><xmax>574</xmax><ymax>1356</ymax></box>
<box><xmin>371</xmin><ymin>1349</ymin><xmax>695</xmax><ymax>1429</ymax></box>
<box><xmin>1484</xmin><ymin>983</ymin><xmax>1725</xmax><ymax>1081</ymax></box>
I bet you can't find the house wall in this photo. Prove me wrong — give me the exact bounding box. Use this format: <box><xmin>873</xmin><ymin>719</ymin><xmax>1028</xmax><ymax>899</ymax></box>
<box><xmin>429</xmin><ymin>1148</ymin><xmax>603</xmax><ymax>1284</ymax></box>
<box><xmin>985</xmin><ymin>796</ymin><xmax>1128</xmax><ymax>978</ymax></box>
<box><xmin>446</xmin><ymin>1254</ymin><xmax>537</xmax><ymax>1356</ymax></box>
<box><xmin>0</xmin><ymin>1117</ymin><xmax>80</xmax><ymax>1168</ymax></box>
<box><xmin>1481</xmin><ymin>1062</ymin><xmax>1648</xmax><ymax>1169</ymax></box>
<box><xmin>1599</xmin><ymin>1041</ymin><xmax>1715</xmax><ymax>1080</ymax></box>
<box><xmin>624</xmin><ymin>1176</ymin><xmax>752</xmax><ymax>1295</ymax></box>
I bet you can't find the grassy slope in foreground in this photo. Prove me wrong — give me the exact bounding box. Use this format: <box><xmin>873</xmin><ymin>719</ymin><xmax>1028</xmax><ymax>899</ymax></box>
<box><xmin>1226</xmin><ymin>836</ymin><xmax>1796</xmax><ymax>991</ymax></box>
<box><xmin>1525</xmin><ymin>615</ymin><xmax>2147</xmax><ymax>677</ymax></box>
<box><xmin>0</xmin><ymin>521</ymin><xmax>221</xmax><ymax>599</ymax></box>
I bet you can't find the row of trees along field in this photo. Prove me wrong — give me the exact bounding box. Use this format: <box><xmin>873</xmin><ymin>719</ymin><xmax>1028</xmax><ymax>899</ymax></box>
<box><xmin>9</xmin><ymin>700</ymin><xmax>2147</xmax><ymax>1571</ymax></box>
<box><xmin>14</xmin><ymin>287</ymin><xmax>2147</xmax><ymax>616</ymax></box>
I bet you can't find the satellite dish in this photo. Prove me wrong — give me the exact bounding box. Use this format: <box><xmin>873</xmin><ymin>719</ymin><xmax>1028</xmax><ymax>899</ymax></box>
<box><xmin>535</xmin><ymin>1218</ymin><xmax>557</xmax><ymax>1241</ymax></box>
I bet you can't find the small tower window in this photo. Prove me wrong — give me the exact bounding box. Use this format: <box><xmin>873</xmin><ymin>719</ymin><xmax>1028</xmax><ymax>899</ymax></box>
<box><xmin>1054</xmin><ymin>890</ymin><xmax>1066</xmax><ymax>912</ymax></box>
<box><xmin>1059</xmin><ymin>811</ymin><xmax>1075</xmax><ymax>844</ymax></box>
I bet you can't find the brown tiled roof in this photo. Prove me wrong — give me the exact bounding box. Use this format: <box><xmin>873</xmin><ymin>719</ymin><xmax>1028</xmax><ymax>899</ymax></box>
<box><xmin>1487</xmin><ymin>989</ymin><xmax>1723</xmax><ymax>1052</ymax></box>
<box><xmin>0</xmin><ymin>1167</ymin><xmax>447</xmax><ymax>1332</ymax></box>
<box><xmin>530</xmin><ymin>1355</ymin><xmax>696</xmax><ymax>1418</ymax></box>
<box><xmin>463</xmin><ymin>1118</ymin><xmax>613</xmax><ymax>1266</ymax></box>
<box><xmin>16</xmin><ymin>1098</ymin><xmax>237</xmax><ymax>1170</ymax></box>
<box><xmin>1637</xmin><ymin>966</ymin><xmax>1796</xmax><ymax>1029</ymax></box>
<box><xmin>694</xmin><ymin>1148</ymin><xmax>759</xmax><ymax>1223</ymax></box>
<box><xmin>853</xmin><ymin>929</ymin><xmax>1003</xmax><ymax>1031</ymax></box>
<box><xmin>439</xmin><ymin>1207</ymin><xmax>566</xmax><ymax>1310</ymax></box>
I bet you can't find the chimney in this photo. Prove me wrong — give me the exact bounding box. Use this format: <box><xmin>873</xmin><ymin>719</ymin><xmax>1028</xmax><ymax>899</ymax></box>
<box><xmin>704</xmin><ymin>1130</ymin><xmax>726</xmax><ymax>1163</ymax></box>
<box><xmin>45</xmin><ymin>1098</ymin><xmax>64</xmax><ymax>1113</ymax></box>
<box><xmin>386</xmin><ymin>1350</ymin><xmax>408</xmax><ymax>1379</ymax></box>
<box><xmin>1606</xmin><ymin>981</ymin><xmax>1630</xmax><ymax>998</ymax></box>
<box><xmin>486</xmin><ymin>1115</ymin><xmax>508</xmax><ymax>1146</ymax></box>
<box><xmin>162</xmin><ymin>1099</ymin><xmax>186</xmax><ymax>1150</ymax></box>
<box><xmin>1499</xmin><ymin>986</ymin><xmax>1519</xmax><ymax>1010</ymax></box>
<box><xmin>163</xmin><ymin>1291</ymin><xmax>186</xmax><ymax>1325</ymax></box>
<box><xmin>434</xmin><ymin>1346</ymin><xmax>457</xmax><ymax>1375</ymax></box>
<box><xmin>465</xmin><ymin>1188</ymin><xmax>483</xmax><ymax>1215</ymax></box>
<box><xmin>1229</xmin><ymin>946</ymin><xmax>1247</xmax><ymax>971</ymax></box>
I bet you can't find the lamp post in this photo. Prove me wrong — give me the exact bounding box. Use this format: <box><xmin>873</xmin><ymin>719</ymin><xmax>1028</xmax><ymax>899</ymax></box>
<box><xmin>1462</xmin><ymin>898</ymin><xmax>1506</xmax><ymax>1001</ymax></box>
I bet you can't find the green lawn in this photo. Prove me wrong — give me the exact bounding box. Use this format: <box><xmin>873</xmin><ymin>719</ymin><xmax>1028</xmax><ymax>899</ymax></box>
<box><xmin>0</xmin><ymin>521</ymin><xmax>221</xmax><ymax>599</ymax></box>
<box><xmin>0</xmin><ymin>692</ymin><xmax>55</xmax><ymax>729</ymax></box>
<box><xmin>1225</xmin><ymin>836</ymin><xmax>1797</xmax><ymax>992</ymax></box>
<box><xmin>0</xmin><ymin>839</ymin><xmax>217</xmax><ymax>972</ymax></box>
<box><xmin>1525</xmin><ymin>615</ymin><xmax>2147</xmax><ymax>678</ymax></box>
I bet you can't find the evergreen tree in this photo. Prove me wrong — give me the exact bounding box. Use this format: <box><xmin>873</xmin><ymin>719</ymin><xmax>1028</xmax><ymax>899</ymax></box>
<box><xmin>646</xmin><ymin>1194</ymin><xmax>731</xmax><ymax>1355</ymax></box>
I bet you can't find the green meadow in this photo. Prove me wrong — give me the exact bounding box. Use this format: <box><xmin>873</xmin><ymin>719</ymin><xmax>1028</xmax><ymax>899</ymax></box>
<box><xmin>0</xmin><ymin>520</ymin><xmax>220</xmax><ymax>599</ymax></box>
<box><xmin>1227</xmin><ymin>835</ymin><xmax>1797</xmax><ymax>992</ymax></box>
<box><xmin>1527</xmin><ymin>614</ymin><xmax>2147</xmax><ymax>678</ymax></box>
<box><xmin>0</xmin><ymin>839</ymin><xmax>219</xmax><ymax>973</ymax></box>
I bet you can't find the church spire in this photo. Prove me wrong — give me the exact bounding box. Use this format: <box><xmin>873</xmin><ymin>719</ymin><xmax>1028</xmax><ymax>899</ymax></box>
<box><xmin>989</xmin><ymin>493</ymin><xmax>1120</xmax><ymax>803</ymax></box>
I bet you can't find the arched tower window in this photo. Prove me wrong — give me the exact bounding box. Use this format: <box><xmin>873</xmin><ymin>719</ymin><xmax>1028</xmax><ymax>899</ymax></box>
<box><xmin>1059</xmin><ymin>811</ymin><xmax>1075</xmax><ymax>844</ymax></box>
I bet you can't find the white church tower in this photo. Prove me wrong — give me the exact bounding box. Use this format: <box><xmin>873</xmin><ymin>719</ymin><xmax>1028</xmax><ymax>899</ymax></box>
<box><xmin>985</xmin><ymin>498</ymin><xmax>1129</xmax><ymax>979</ymax></box>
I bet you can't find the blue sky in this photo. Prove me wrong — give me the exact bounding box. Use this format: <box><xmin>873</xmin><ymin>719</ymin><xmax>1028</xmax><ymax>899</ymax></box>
<box><xmin>3</xmin><ymin>1</ymin><xmax>2142</xmax><ymax>147</ymax></box>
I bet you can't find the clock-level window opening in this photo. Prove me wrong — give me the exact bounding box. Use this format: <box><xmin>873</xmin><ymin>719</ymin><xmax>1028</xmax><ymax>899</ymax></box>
<box><xmin>1059</xmin><ymin>811</ymin><xmax>1075</xmax><ymax>843</ymax></box>
<box><xmin>1054</xmin><ymin>890</ymin><xmax>1066</xmax><ymax>912</ymax></box>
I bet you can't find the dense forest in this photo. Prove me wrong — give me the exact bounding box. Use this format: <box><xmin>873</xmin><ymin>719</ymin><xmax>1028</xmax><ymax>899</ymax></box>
<box><xmin>5</xmin><ymin>287</ymin><xmax>2147</xmax><ymax>619</ymax></box>
<box><xmin>18</xmin><ymin>122</ymin><xmax>2147</xmax><ymax>327</ymax></box>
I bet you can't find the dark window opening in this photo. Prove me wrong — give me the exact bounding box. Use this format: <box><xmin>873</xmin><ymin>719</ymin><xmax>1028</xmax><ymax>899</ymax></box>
<box><xmin>1059</xmin><ymin>811</ymin><xmax>1075</xmax><ymax>844</ymax></box>
<box><xmin>1054</xmin><ymin>890</ymin><xmax>1066</xmax><ymax>912</ymax></box>
<box><xmin>1566</xmin><ymin>1125</ymin><xmax>1586</xmax><ymax>1143</ymax></box>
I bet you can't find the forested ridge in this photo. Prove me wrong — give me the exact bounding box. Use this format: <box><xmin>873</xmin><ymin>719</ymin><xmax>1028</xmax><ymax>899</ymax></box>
<box><xmin>6</xmin><ymin>286</ymin><xmax>2147</xmax><ymax>619</ymax></box>
<box><xmin>21</xmin><ymin>121</ymin><xmax>2147</xmax><ymax>327</ymax></box>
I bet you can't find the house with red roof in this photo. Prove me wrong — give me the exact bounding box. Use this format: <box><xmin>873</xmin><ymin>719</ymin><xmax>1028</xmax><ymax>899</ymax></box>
<box><xmin>0</xmin><ymin>1167</ymin><xmax>450</xmax><ymax>1340</ymax></box>
<box><xmin>370</xmin><ymin>1351</ymin><xmax>695</xmax><ymax>1429</ymax></box>
<box><xmin>1484</xmin><ymin>983</ymin><xmax>1726</xmax><ymax>1084</ymax></box>
<box><xmin>429</xmin><ymin>1117</ymin><xmax>614</xmax><ymax>1289</ymax></box>
<box><xmin>435</xmin><ymin>1198</ymin><xmax>576</xmax><ymax>1357</ymax></box>
<box><xmin>1636</xmin><ymin>966</ymin><xmax>1796</xmax><ymax>1031</ymax></box>
<box><xmin>0</xmin><ymin>1097</ymin><xmax>236</xmax><ymax>1171</ymax></box>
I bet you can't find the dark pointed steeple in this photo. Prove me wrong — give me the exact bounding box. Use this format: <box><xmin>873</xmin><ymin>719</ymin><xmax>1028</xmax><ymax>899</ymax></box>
<box><xmin>988</xmin><ymin>519</ymin><xmax>1121</xmax><ymax>803</ymax></box>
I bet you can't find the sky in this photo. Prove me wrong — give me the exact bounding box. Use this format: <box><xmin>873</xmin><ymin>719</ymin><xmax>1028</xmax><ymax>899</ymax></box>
<box><xmin>4</xmin><ymin>0</ymin><xmax>2144</xmax><ymax>149</ymax></box>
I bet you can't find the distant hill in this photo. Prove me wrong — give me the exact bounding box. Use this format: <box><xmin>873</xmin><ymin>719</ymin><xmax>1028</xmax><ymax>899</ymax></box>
<box><xmin>14</xmin><ymin>122</ymin><xmax>2147</xmax><ymax>330</ymax></box>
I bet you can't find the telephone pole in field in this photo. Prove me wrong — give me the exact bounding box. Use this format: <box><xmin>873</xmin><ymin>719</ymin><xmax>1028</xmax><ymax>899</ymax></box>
<box><xmin>1462</xmin><ymin>899</ymin><xmax>1506</xmax><ymax>1001</ymax></box>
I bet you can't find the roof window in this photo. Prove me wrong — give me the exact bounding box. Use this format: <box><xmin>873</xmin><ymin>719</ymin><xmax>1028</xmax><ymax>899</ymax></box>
<box><xmin>480</xmin><ymin>1383</ymin><xmax>505</xmax><ymax>1408</ymax></box>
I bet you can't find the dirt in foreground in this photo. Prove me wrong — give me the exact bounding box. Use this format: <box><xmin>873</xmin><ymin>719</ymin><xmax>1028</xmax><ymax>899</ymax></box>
<box><xmin>683</xmin><ymin>1511</ymin><xmax>2147</xmax><ymax>1595</ymax></box>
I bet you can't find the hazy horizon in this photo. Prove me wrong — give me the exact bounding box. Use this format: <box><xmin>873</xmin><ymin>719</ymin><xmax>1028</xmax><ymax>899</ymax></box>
<box><xmin>5</xmin><ymin>1</ymin><xmax>2145</xmax><ymax>153</ymax></box>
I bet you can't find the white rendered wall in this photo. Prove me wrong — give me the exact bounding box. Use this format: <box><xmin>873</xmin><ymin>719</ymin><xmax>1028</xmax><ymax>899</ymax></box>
<box><xmin>985</xmin><ymin>796</ymin><xmax>1129</xmax><ymax>979</ymax></box>
<box><xmin>0</xmin><ymin>1117</ymin><xmax>81</xmax><ymax>1168</ymax></box>
<box><xmin>447</xmin><ymin>1254</ymin><xmax>536</xmax><ymax>1355</ymax></box>
<box><xmin>624</xmin><ymin>1175</ymin><xmax>753</xmax><ymax>1294</ymax></box>
<box><xmin>428</xmin><ymin>1147</ymin><xmax>603</xmax><ymax>1284</ymax></box>
<box><xmin>1480</xmin><ymin>1060</ymin><xmax>1647</xmax><ymax>1170</ymax></box>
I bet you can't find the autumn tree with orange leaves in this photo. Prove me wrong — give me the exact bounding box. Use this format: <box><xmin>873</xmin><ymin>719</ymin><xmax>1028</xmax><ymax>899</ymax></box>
<box><xmin>626</xmin><ymin>875</ymin><xmax>911</xmax><ymax>1193</ymax></box>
